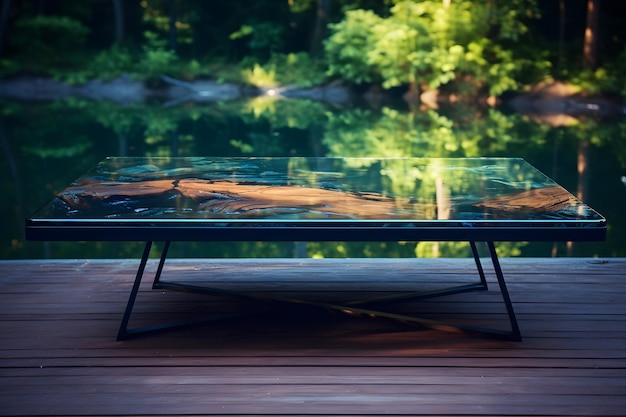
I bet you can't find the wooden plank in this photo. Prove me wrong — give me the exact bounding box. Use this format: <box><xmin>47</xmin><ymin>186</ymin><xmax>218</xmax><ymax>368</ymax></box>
<box><xmin>1</xmin><ymin>393</ymin><xmax>625</xmax><ymax>416</ymax></box>
<box><xmin>1</xmin><ymin>258</ymin><xmax>625</xmax><ymax>417</ymax></box>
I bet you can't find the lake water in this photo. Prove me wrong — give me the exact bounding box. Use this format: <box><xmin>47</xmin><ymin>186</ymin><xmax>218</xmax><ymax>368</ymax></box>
<box><xmin>2</xmin><ymin>97</ymin><xmax>624</xmax><ymax>259</ymax></box>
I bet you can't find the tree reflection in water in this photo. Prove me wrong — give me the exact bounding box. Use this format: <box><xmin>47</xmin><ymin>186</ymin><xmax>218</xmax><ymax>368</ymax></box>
<box><xmin>1</xmin><ymin>99</ymin><xmax>623</xmax><ymax>259</ymax></box>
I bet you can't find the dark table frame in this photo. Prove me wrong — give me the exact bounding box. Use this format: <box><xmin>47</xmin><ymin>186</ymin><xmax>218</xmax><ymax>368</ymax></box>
<box><xmin>25</xmin><ymin>157</ymin><xmax>607</xmax><ymax>342</ymax></box>
<box><xmin>118</xmin><ymin>239</ymin><xmax>513</xmax><ymax>341</ymax></box>
<box><xmin>26</xmin><ymin>221</ymin><xmax>605</xmax><ymax>342</ymax></box>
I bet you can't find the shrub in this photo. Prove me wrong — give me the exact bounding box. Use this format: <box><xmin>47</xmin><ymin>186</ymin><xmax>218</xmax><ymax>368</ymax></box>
<box><xmin>9</xmin><ymin>16</ymin><xmax>90</xmax><ymax>70</ymax></box>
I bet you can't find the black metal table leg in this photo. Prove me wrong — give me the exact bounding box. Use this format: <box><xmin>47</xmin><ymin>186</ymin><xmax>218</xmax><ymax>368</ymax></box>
<box><xmin>117</xmin><ymin>241</ymin><xmax>255</xmax><ymax>340</ymax></box>
<box><xmin>304</xmin><ymin>241</ymin><xmax>521</xmax><ymax>341</ymax></box>
<box><xmin>487</xmin><ymin>241</ymin><xmax>521</xmax><ymax>341</ymax></box>
<box><xmin>117</xmin><ymin>241</ymin><xmax>153</xmax><ymax>341</ymax></box>
<box><xmin>470</xmin><ymin>241</ymin><xmax>489</xmax><ymax>289</ymax></box>
<box><xmin>152</xmin><ymin>240</ymin><xmax>171</xmax><ymax>288</ymax></box>
<box><xmin>117</xmin><ymin>241</ymin><xmax>522</xmax><ymax>341</ymax></box>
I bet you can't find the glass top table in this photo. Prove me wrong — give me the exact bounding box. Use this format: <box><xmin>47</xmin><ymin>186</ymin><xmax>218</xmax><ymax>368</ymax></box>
<box><xmin>25</xmin><ymin>157</ymin><xmax>606</xmax><ymax>342</ymax></box>
<box><xmin>26</xmin><ymin>156</ymin><xmax>605</xmax><ymax>242</ymax></box>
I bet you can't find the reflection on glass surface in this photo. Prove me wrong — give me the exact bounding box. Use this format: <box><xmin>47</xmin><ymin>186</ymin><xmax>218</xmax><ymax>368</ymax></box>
<box><xmin>29</xmin><ymin>157</ymin><xmax>605</xmax><ymax>226</ymax></box>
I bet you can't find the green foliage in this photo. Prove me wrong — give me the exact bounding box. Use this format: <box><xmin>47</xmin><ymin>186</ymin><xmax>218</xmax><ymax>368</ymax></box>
<box><xmin>229</xmin><ymin>24</ymin><xmax>254</xmax><ymax>40</ymax></box>
<box><xmin>234</xmin><ymin>132</ymin><xmax>284</xmax><ymax>156</ymax></box>
<box><xmin>325</xmin><ymin>9</ymin><xmax>383</xmax><ymax>84</ymax></box>
<box><xmin>288</xmin><ymin>0</ymin><xmax>317</xmax><ymax>14</ymax></box>
<box><xmin>486</xmin><ymin>0</ymin><xmax>541</xmax><ymax>41</ymax></box>
<box><xmin>60</xmin><ymin>45</ymin><xmax>138</xmax><ymax>84</ymax></box>
<box><xmin>230</xmin><ymin>22</ymin><xmax>284</xmax><ymax>59</ymax></box>
<box><xmin>22</xmin><ymin>140</ymin><xmax>92</xmax><ymax>158</ymax></box>
<box><xmin>307</xmin><ymin>241</ymin><xmax>416</xmax><ymax>258</ymax></box>
<box><xmin>230</xmin><ymin>139</ymin><xmax>255</xmax><ymax>154</ymax></box>
<box><xmin>88</xmin><ymin>46</ymin><xmax>136</xmax><ymax>79</ymax></box>
<box><xmin>258</xmin><ymin>98</ymin><xmax>328</xmax><ymax>129</ymax></box>
<box><xmin>236</xmin><ymin>52</ymin><xmax>327</xmax><ymax>87</ymax></box>
<box><xmin>139</xmin><ymin>47</ymin><xmax>179</xmax><ymax>79</ymax></box>
<box><xmin>415</xmin><ymin>241</ymin><xmax>473</xmax><ymax>258</ymax></box>
<box><xmin>267</xmin><ymin>53</ymin><xmax>327</xmax><ymax>87</ymax></box>
<box><xmin>567</xmin><ymin>46</ymin><xmax>626</xmax><ymax>95</ymax></box>
<box><xmin>11</xmin><ymin>15</ymin><xmax>90</xmax><ymax>51</ymax></box>
<box><xmin>9</xmin><ymin>15</ymin><xmax>90</xmax><ymax>71</ymax></box>
<box><xmin>0</xmin><ymin>59</ymin><xmax>20</xmax><ymax>78</ymax></box>
<box><xmin>3</xmin><ymin>95</ymin><xmax>624</xmax><ymax>258</ymax></box>
<box><xmin>181</xmin><ymin>59</ymin><xmax>212</xmax><ymax>78</ymax></box>
<box><xmin>569</xmin><ymin>68</ymin><xmax>615</xmax><ymax>95</ymax></box>
<box><xmin>322</xmin><ymin>103</ymin><xmax>543</xmax><ymax>160</ymax></box>
<box><xmin>141</xmin><ymin>1</ymin><xmax>194</xmax><ymax>48</ymax></box>
<box><xmin>2</xmin><ymin>0</ymin><xmax>625</xmax><ymax>102</ymax></box>
<box><xmin>325</xmin><ymin>0</ymin><xmax>546</xmax><ymax>96</ymax></box>
<box><xmin>242</xmin><ymin>63</ymin><xmax>277</xmax><ymax>87</ymax></box>
<box><xmin>613</xmin><ymin>47</ymin><xmax>626</xmax><ymax>97</ymax></box>
<box><xmin>234</xmin><ymin>96</ymin><xmax>328</xmax><ymax>130</ymax></box>
<box><xmin>84</xmin><ymin>100</ymin><xmax>141</xmax><ymax>136</ymax></box>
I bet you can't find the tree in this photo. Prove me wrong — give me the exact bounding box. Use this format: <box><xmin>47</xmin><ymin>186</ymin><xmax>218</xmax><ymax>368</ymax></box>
<box><xmin>167</xmin><ymin>0</ymin><xmax>177</xmax><ymax>53</ymax></box>
<box><xmin>310</xmin><ymin>0</ymin><xmax>332</xmax><ymax>57</ymax></box>
<box><xmin>325</xmin><ymin>0</ymin><xmax>544</xmax><ymax>97</ymax></box>
<box><xmin>0</xmin><ymin>0</ymin><xmax>12</xmax><ymax>55</ymax></box>
<box><xmin>582</xmin><ymin>0</ymin><xmax>599</xmax><ymax>70</ymax></box>
<box><xmin>111</xmin><ymin>0</ymin><xmax>124</xmax><ymax>43</ymax></box>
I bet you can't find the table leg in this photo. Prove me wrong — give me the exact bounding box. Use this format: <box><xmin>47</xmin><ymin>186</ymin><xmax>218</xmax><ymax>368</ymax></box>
<box><xmin>313</xmin><ymin>241</ymin><xmax>521</xmax><ymax>341</ymax></box>
<box><xmin>117</xmin><ymin>241</ymin><xmax>152</xmax><ymax>341</ymax></box>
<box><xmin>152</xmin><ymin>240</ymin><xmax>171</xmax><ymax>288</ymax></box>
<box><xmin>470</xmin><ymin>241</ymin><xmax>489</xmax><ymax>289</ymax></box>
<box><xmin>487</xmin><ymin>241</ymin><xmax>521</xmax><ymax>341</ymax></box>
<box><xmin>117</xmin><ymin>241</ymin><xmax>521</xmax><ymax>341</ymax></box>
<box><xmin>343</xmin><ymin>241</ymin><xmax>488</xmax><ymax>307</ymax></box>
<box><xmin>117</xmin><ymin>241</ymin><xmax>254</xmax><ymax>340</ymax></box>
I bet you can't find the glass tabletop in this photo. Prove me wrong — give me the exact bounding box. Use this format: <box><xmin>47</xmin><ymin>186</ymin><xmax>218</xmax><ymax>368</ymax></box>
<box><xmin>29</xmin><ymin>157</ymin><xmax>604</xmax><ymax>224</ymax></box>
<box><xmin>27</xmin><ymin>157</ymin><xmax>604</xmax><ymax>228</ymax></box>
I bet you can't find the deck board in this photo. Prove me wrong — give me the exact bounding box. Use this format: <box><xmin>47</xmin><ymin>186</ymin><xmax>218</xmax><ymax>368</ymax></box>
<box><xmin>1</xmin><ymin>257</ymin><xmax>625</xmax><ymax>416</ymax></box>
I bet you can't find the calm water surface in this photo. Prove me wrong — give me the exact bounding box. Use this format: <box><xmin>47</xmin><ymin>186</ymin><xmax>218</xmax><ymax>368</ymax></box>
<box><xmin>2</xmin><ymin>98</ymin><xmax>624</xmax><ymax>259</ymax></box>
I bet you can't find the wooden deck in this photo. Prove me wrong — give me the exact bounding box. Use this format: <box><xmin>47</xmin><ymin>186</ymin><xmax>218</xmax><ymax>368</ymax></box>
<box><xmin>1</xmin><ymin>257</ymin><xmax>625</xmax><ymax>416</ymax></box>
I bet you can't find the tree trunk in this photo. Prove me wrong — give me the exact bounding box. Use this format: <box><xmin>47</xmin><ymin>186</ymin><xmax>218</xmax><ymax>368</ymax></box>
<box><xmin>582</xmin><ymin>0</ymin><xmax>599</xmax><ymax>70</ymax></box>
<box><xmin>310</xmin><ymin>0</ymin><xmax>331</xmax><ymax>57</ymax></box>
<box><xmin>112</xmin><ymin>0</ymin><xmax>124</xmax><ymax>43</ymax></box>
<box><xmin>558</xmin><ymin>0</ymin><xmax>565</xmax><ymax>74</ymax></box>
<box><xmin>168</xmin><ymin>0</ymin><xmax>177</xmax><ymax>53</ymax></box>
<box><xmin>0</xmin><ymin>0</ymin><xmax>12</xmax><ymax>55</ymax></box>
<box><xmin>567</xmin><ymin>139</ymin><xmax>590</xmax><ymax>256</ymax></box>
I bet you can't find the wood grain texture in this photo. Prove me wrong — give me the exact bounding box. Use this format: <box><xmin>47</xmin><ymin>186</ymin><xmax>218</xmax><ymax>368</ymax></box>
<box><xmin>1</xmin><ymin>257</ymin><xmax>625</xmax><ymax>416</ymax></box>
<box><xmin>59</xmin><ymin>178</ymin><xmax>420</xmax><ymax>218</ymax></box>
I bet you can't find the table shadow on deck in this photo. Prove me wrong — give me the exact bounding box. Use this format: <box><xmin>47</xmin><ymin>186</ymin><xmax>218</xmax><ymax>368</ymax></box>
<box><xmin>1</xmin><ymin>257</ymin><xmax>625</xmax><ymax>416</ymax></box>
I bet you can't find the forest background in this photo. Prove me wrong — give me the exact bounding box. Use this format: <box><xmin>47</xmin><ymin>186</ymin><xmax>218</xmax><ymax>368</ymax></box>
<box><xmin>0</xmin><ymin>0</ymin><xmax>625</xmax><ymax>106</ymax></box>
<box><xmin>1</xmin><ymin>0</ymin><xmax>625</xmax><ymax>260</ymax></box>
